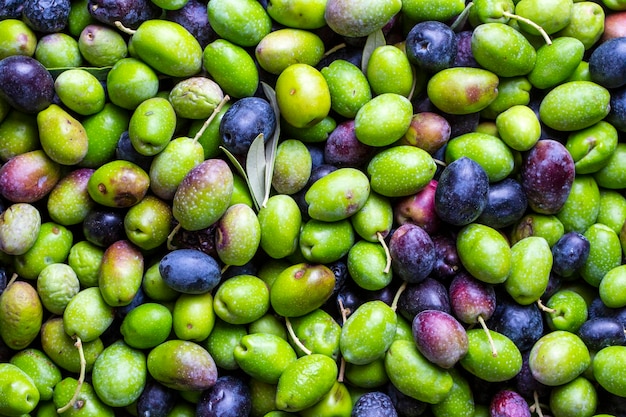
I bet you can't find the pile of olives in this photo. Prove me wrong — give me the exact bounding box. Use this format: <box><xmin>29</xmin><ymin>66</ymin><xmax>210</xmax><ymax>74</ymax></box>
<box><xmin>1</xmin><ymin>0</ymin><xmax>626</xmax><ymax>416</ymax></box>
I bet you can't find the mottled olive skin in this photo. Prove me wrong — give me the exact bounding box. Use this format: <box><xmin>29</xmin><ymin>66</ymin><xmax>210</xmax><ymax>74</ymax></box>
<box><xmin>529</xmin><ymin>331</ymin><xmax>591</xmax><ymax>386</ymax></box>
<box><xmin>87</xmin><ymin>160</ymin><xmax>150</xmax><ymax>208</ymax></box>
<box><xmin>258</xmin><ymin>194</ymin><xmax>302</xmax><ymax>259</ymax></box>
<box><xmin>106</xmin><ymin>57</ymin><xmax>159</xmax><ymax>110</ymax></box>
<box><xmin>321</xmin><ymin>59</ymin><xmax>371</xmax><ymax>119</ymax></box>
<box><xmin>0</xmin><ymin>110</ymin><xmax>39</xmax><ymax>162</ymax></box>
<box><xmin>275</xmin><ymin>353</ymin><xmax>338</xmax><ymax>412</ymax></box>
<box><xmin>0</xmin><ymin>203</ymin><xmax>41</xmax><ymax>255</ymax></box>
<box><xmin>515</xmin><ymin>0</ymin><xmax>573</xmax><ymax>36</ymax></box>
<box><xmin>91</xmin><ymin>340</ymin><xmax>146</xmax><ymax>407</ymax></box>
<box><xmin>566</xmin><ymin>121</ymin><xmax>618</xmax><ymax>174</ymax></box>
<box><xmin>593</xmin><ymin>346</ymin><xmax>626</xmax><ymax>397</ymax></box>
<box><xmin>207</xmin><ymin>0</ymin><xmax>272</xmax><ymax>47</ymax></box>
<box><xmin>81</xmin><ymin>103</ymin><xmax>131</xmax><ymax>169</ymax></box>
<box><xmin>36</xmin><ymin>263</ymin><xmax>80</xmax><ymax>315</ymax></box>
<box><xmin>505</xmin><ymin>236</ymin><xmax>553</xmax><ymax>305</ymax></box>
<box><xmin>233</xmin><ymin>333</ymin><xmax>297</xmax><ymax>384</ymax></box>
<box><xmin>581</xmin><ymin>223</ymin><xmax>622</xmax><ymax>287</ymax></box>
<box><xmin>427</xmin><ymin>67</ymin><xmax>499</xmax><ymax>115</ymax></box>
<box><xmin>40</xmin><ymin>317</ymin><xmax>103</xmax><ymax>374</ymax></box>
<box><xmin>267</xmin><ymin>0</ymin><xmax>327</xmax><ymax>29</ymax></box>
<box><xmin>385</xmin><ymin>339</ymin><xmax>453</xmax><ymax>404</ymax></box>
<box><xmin>0</xmin><ymin>281</ymin><xmax>42</xmax><ymax>350</ymax></box>
<box><xmin>0</xmin><ymin>149</ymin><xmax>61</xmax><ymax>203</ymax></box>
<box><xmin>272</xmin><ymin>139</ymin><xmax>312</xmax><ymax>195</ymax></box>
<box><xmin>147</xmin><ymin>340</ymin><xmax>218</xmax><ymax>391</ymax></box>
<box><xmin>299</xmin><ymin>218</ymin><xmax>355</xmax><ymax>264</ymax></box>
<box><xmin>10</xmin><ymin>348</ymin><xmax>62</xmax><ymax>402</ymax></box>
<box><xmin>340</xmin><ymin>300</ymin><xmax>397</xmax><ymax>365</ymax></box>
<box><xmin>457</xmin><ymin>223</ymin><xmax>512</xmax><ymax>285</ymax></box>
<box><xmin>354</xmin><ymin>93</ymin><xmax>413</xmax><ymax>147</ymax></box>
<box><xmin>47</xmin><ymin>168</ymin><xmax>95</xmax><ymax>226</ymax></box>
<box><xmin>78</xmin><ymin>24</ymin><xmax>127</xmax><ymax>67</ymax></box>
<box><xmin>528</xmin><ymin>36</ymin><xmax>585</xmax><ymax>90</ymax></box>
<box><xmin>0</xmin><ymin>362</ymin><xmax>40</xmax><ymax>416</ymax></box>
<box><xmin>173</xmin><ymin>158</ymin><xmax>234</xmax><ymax>231</ymax></box>
<box><xmin>288</xmin><ymin>309</ymin><xmax>342</xmax><ymax>359</ymax></box>
<box><xmin>129</xmin><ymin>97</ymin><xmax>177</xmax><ymax>156</ymax></box>
<box><xmin>324</xmin><ymin>0</ymin><xmax>401</xmax><ymax>38</ymax></box>
<box><xmin>276</xmin><ymin>63</ymin><xmax>331</xmax><ymax>129</ymax></box>
<box><xmin>98</xmin><ymin>240</ymin><xmax>143</xmax><ymax>307</ymax></box>
<box><xmin>305</xmin><ymin>167</ymin><xmax>370</xmax><ymax>222</ymax></box>
<box><xmin>539</xmin><ymin>81</ymin><xmax>611</xmax><ymax>131</ymax></box>
<box><xmin>53</xmin><ymin>377</ymin><xmax>114</xmax><ymax>416</ymax></box>
<box><xmin>14</xmin><ymin>222</ymin><xmax>73</xmax><ymax>280</ymax></box>
<box><xmin>54</xmin><ymin>68</ymin><xmax>105</xmax><ymax>116</ymax></box>
<box><xmin>471</xmin><ymin>23</ymin><xmax>536</xmax><ymax>77</ymax></box>
<box><xmin>63</xmin><ymin>286</ymin><xmax>114</xmax><ymax>343</ymax></box>
<box><xmin>37</xmin><ymin>104</ymin><xmax>89</xmax><ymax>165</ymax></box>
<box><xmin>556</xmin><ymin>175</ymin><xmax>601</xmax><ymax>233</ymax></box>
<box><xmin>445</xmin><ymin>132</ymin><xmax>514</xmax><ymax>182</ymax></box>
<box><xmin>131</xmin><ymin>19</ymin><xmax>202</xmax><ymax>77</ymax></box>
<box><xmin>169</xmin><ymin>77</ymin><xmax>224</xmax><ymax>120</ymax></box>
<box><xmin>216</xmin><ymin>204</ymin><xmax>261</xmax><ymax>266</ymax></box>
<box><xmin>213</xmin><ymin>274</ymin><xmax>269</xmax><ymax>325</ymax></box>
<box><xmin>367</xmin><ymin>45</ymin><xmax>414</xmax><ymax>97</ymax></box>
<box><xmin>203</xmin><ymin>39</ymin><xmax>258</xmax><ymax>98</ymax></box>
<box><xmin>270</xmin><ymin>262</ymin><xmax>335</xmax><ymax>317</ymax></box>
<box><xmin>367</xmin><ymin>146</ymin><xmax>436</xmax><ymax>197</ymax></box>
<box><xmin>255</xmin><ymin>28</ymin><xmax>325</xmax><ymax>75</ymax></box>
<box><xmin>459</xmin><ymin>329</ymin><xmax>522</xmax><ymax>383</ymax></box>
<box><xmin>0</xmin><ymin>19</ymin><xmax>37</xmax><ymax>59</ymax></box>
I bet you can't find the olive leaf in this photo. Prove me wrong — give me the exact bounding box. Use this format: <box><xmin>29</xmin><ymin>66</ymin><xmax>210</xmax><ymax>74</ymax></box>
<box><xmin>361</xmin><ymin>29</ymin><xmax>386</xmax><ymax>73</ymax></box>
<box><xmin>220</xmin><ymin>145</ymin><xmax>260</xmax><ymax>212</ymax></box>
<box><xmin>47</xmin><ymin>66</ymin><xmax>113</xmax><ymax>81</ymax></box>
<box><xmin>261</xmin><ymin>81</ymin><xmax>281</xmax><ymax>208</ymax></box>
<box><xmin>246</xmin><ymin>133</ymin><xmax>267</xmax><ymax>211</ymax></box>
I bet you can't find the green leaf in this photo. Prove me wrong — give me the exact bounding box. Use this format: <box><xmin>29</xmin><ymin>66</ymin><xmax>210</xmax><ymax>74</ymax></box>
<box><xmin>220</xmin><ymin>145</ymin><xmax>260</xmax><ymax>212</ymax></box>
<box><xmin>47</xmin><ymin>66</ymin><xmax>113</xmax><ymax>81</ymax></box>
<box><xmin>361</xmin><ymin>29</ymin><xmax>386</xmax><ymax>73</ymax></box>
<box><xmin>246</xmin><ymin>133</ymin><xmax>267</xmax><ymax>211</ymax></box>
<box><xmin>261</xmin><ymin>82</ymin><xmax>281</xmax><ymax>208</ymax></box>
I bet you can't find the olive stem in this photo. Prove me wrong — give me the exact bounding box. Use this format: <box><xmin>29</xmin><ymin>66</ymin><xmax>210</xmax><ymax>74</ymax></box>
<box><xmin>6</xmin><ymin>273</ymin><xmax>17</xmax><ymax>288</ymax></box>
<box><xmin>478</xmin><ymin>315</ymin><xmax>498</xmax><ymax>357</ymax></box>
<box><xmin>338</xmin><ymin>357</ymin><xmax>346</xmax><ymax>383</ymax></box>
<box><xmin>338</xmin><ymin>298</ymin><xmax>350</xmax><ymax>323</ymax></box>
<box><xmin>114</xmin><ymin>21</ymin><xmax>136</xmax><ymax>35</ymax></box>
<box><xmin>192</xmin><ymin>95</ymin><xmax>231</xmax><ymax>144</ymax></box>
<box><xmin>391</xmin><ymin>281</ymin><xmax>408</xmax><ymax>313</ymax></box>
<box><xmin>536</xmin><ymin>298</ymin><xmax>557</xmax><ymax>314</ymax></box>
<box><xmin>501</xmin><ymin>12</ymin><xmax>552</xmax><ymax>45</ymax></box>
<box><xmin>336</xmin><ymin>299</ymin><xmax>350</xmax><ymax>383</ymax></box>
<box><xmin>323</xmin><ymin>43</ymin><xmax>347</xmax><ymax>58</ymax></box>
<box><xmin>450</xmin><ymin>2</ymin><xmax>474</xmax><ymax>32</ymax></box>
<box><xmin>407</xmin><ymin>67</ymin><xmax>418</xmax><ymax>102</ymax></box>
<box><xmin>57</xmin><ymin>336</ymin><xmax>86</xmax><ymax>414</ymax></box>
<box><xmin>377</xmin><ymin>232</ymin><xmax>392</xmax><ymax>274</ymax></box>
<box><xmin>166</xmin><ymin>223</ymin><xmax>182</xmax><ymax>251</ymax></box>
<box><xmin>285</xmin><ymin>317</ymin><xmax>312</xmax><ymax>356</ymax></box>
<box><xmin>530</xmin><ymin>390</ymin><xmax>546</xmax><ymax>417</ymax></box>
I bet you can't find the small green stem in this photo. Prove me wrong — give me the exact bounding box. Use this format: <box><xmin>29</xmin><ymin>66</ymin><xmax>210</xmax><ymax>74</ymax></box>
<box><xmin>391</xmin><ymin>281</ymin><xmax>408</xmax><ymax>313</ymax></box>
<box><xmin>57</xmin><ymin>337</ymin><xmax>86</xmax><ymax>414</ymax></box>
<box><xmin>377</xmin><ymin>232</ymin><xmax>392</xmax><ymax>274</ymax></box>
<box><xmin>285</xmin><ymin>317</ymin><xmax>312</xmax><ymax>356</ymax></box>
<box><xmin>192</xmin><ymin>95</ymin><xmax>231</xmax><ymax>143</ymax></box>
<box><xmin>502</xmin><ymin>11</ymin><xmax>552</xmax><ymax>45</ymax></box>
